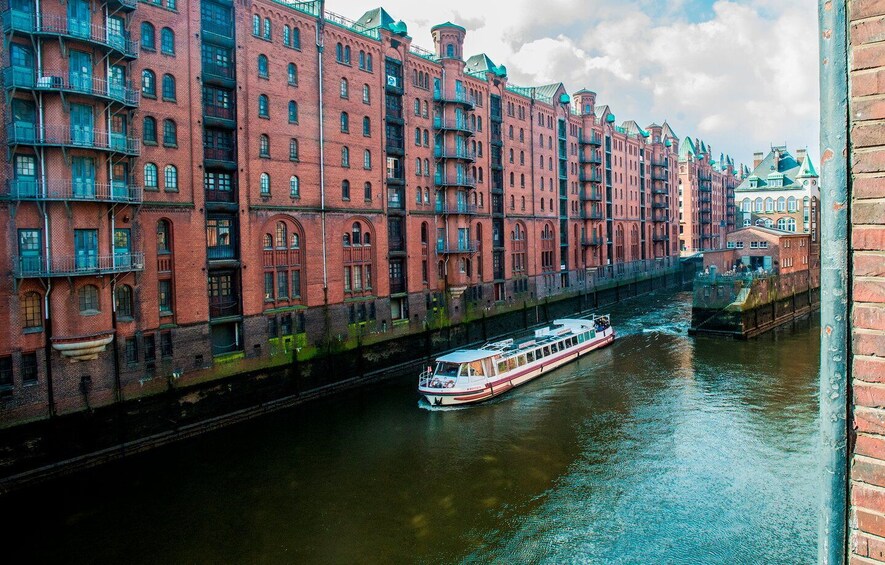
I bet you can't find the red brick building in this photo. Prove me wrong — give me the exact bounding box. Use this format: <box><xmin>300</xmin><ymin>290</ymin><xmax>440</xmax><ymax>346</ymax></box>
<box><xmin>677</xmin><ymin>137</ymin><xmax>739</xmax><ymax>253</ymax></box>
<box><xmin>701</xmin><ymin>226</ymin><xmax>814</xmax><ymax>276</ymax></box>
<box><xmin>0</xmin><ymin>0</ymin><xmax>727</xmax><ymax>423</ymax></box>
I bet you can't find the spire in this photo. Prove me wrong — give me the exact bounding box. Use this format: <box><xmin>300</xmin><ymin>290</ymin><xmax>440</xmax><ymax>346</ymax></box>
<box><xmin>797</xmin><ymin>154</ymin><xmax>818</xmax><ymax>178</ymax></box>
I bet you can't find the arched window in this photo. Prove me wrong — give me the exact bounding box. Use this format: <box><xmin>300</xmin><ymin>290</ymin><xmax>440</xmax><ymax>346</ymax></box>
<box><xmin>344</xmin><ymin>45</ymin><xmax>351</xmax><ymax>64</ymax></box>
<box><xmin>754</xmin><ymin>198</ymin><xmax>763</xmax><ymax>212</ymax></box>
<box><xmin>275</xmin><ymin>222</ymin><xmax>287</xmax><ymax>248</ymax></box>
<box><xmin>142</xmin><ymin>69</ymin><xmax>156</xmax><ymax>97</ymax></box>
<box><xmin>446</xmin><ymin>44</ymin><xmax>454</xmax><ymax>57</ymax></box>
<box><xmin>366</xmin><ymin>54</ymin><xmax>373</xmax><ymax>71</ymax></box>
<box><xmin>292</xmin><ymin>27</ymin><xmax>301</xmax><ymax>49</ymax></box>
<box><xmin>144</xmin><ymin>163</ymin><xmax>158</xmax><ymax>190</ymax></box>
<box><xmin>263</xmin><ymin>17</ymin><xmax>271</xmax><ymax>40</ymax></box>
<box><xmin>352</xmin><ymin>222</ymin><xmax>362</xmax><ymax>245</ymax></box>
<box><xmin>252</xmin><ymin>14</ymin><xmax>260</xmax><ymax>36</ymax></box>
<box><xmin>288</xmin><ymin>101</ymin><xmax>298</xmax><ymax>123</ymax></box>
<box><xmin>363</xmin><ymin>116</ymin><xmax>371</xmax><ymax>136</ymax></box>
<box><xmin>141</xmin><ymin>22</ymin><xmax>155</xmax><ymax>50</ymax></box>
<box><xmin>340</xmin><ymin>78</ymin><xmax>349</xmax><ymax>98</ymax></box>
<box><xmin>364</xmin><ymin>182</ymin><xmax>372</xmax><ymax>201</ymax></box>
<box><xmin>21</xmin><ymin>292</ymin><xmax>42</xmax><ymax>330</ymax></box>
<box><xmin>260</xmin><ymin>172</ymin><xmax>270</xmax><ymax>195</ymax></box>
<box><xmin>115</xmin><ymin>285</ymin><xmax>133</xmax><ymax>318</ymax></box>
<box><xmin>263</xmin><ymin>234</ymin><xmax>273</xmax><ymax>249</ymax></box>
<box><xmin>164</xmin><ymin>165</ymin><xmax>178</xmax><ymax>191</ymax></box>
<box><xmin>162</xmin><ymin>74</ymin><xmax>176</xmax><ymax>100</ymax></box>
<box><xmin>788</xmin><ymin>196</ymin><xmax>797</xmax><ymax>212</ymax></box>
<box><xmin>363</xmin><ymin>150</ymin><xmax>371</xmax><ymax>170</ymax></box>
<box><xmin>741</xmin><ymin>198</ymin><xmax>751</xmax><ymax>212</ymax></box>
<box><xmin>291</xmin><ymin>233</ymin><xmax>300</xmax><ymax>248</ymax></box>
<box><xmin>424</xmin><ymin>159</ymin><xmax>430</xmax><ymax>176</ymax></box>
<box><xmin>415</xmin><ymin>127</ymin><xmax>421</xmax><ymax>145</ymax></box>
<box><xmin>157</xmin><ymin>220</ymin><xmax>172</xmax><ymax>254</ymax></box>
<box><xmin>258</xmin><ymin>94</ymin><xmax>269</xmax><ymax>117</ymax></box>
<box><xmin>259</xmin><ymin>134</ymin><xmax>270</xmax><ymax>157</ymax></box>
<box><xmin>777</xmin><ymin>217</ymin><xmax>788</xmax><ymax>231</ymax></box>
<box><xmin>78</xmin><ymin>285</ymin><xmax>100</xmax><ymax>314</ymax></box>
<box><xmin>765</xmin><ymin>197</ymin><xmax>774</xmax><ymax>212</ymax></box>
<box><xmin>336</xmin><ymin>43</ymin><xmax>343</xmax><ymax>62</ymax></box>
<box><xmin>341</xmin><ymin>146</ymin><xmax>350</xmax><ymax>167</ymax></box>
<box><xmin>510</xmin><ymin>172</ymin><xmax>515</xmax><ymax>186</ymax></box>
<box><xmin>342</xmin><ymin>180</ymin><xmax>350</xmax><ymax>200</ymax></box>
<box><xmin>143</xmin><ymin>116</ymin><xmax>157</xmax><ymax>143</ymax></box>
<box><xmin>478</xmin><ymin>168</ymin><xmax>484</xmax><ymax>183</ymax></box>
<box><xmin>160</xmin><ymin>27</ymin><xmax>175</xmax><ymax>54</ymax></box>
<box><xmin>359</xmin><ymin>50</ymin><xmax>366</xmax><ymax>70</ymax></box>
<box><xmin>162</xmin><ymin>119</ymin><xmax>177</xmax><ymax>146</ymax></box>
<box><xmin>283</xmin><ymin>25</ymin><xmax>290</xmax><ymax>46</ymax></box>
<box><xmin>787</xmin><ymin>218</ymin><xmax>797</xmax><ymax>232</ymax></box>
<box><xmin>290</xmin><ymin>176</ymin><xmax>300</xmax><ymax>197</ymax></box>
<box><xmin>257</xmin><ymin>54</ymin><xmax>269</xmax><ymax>78</ymax></box>
<box><xmin>289</xmin><ymin>138</ymin><xmax>299</xmax><ymax>161</ymax></box>
<box><xmin>415</xmin><ymin>158</ymin><xmax>422</xmax><ymax>176</ymax></box>
<box><xmin>288</xmin><ymin>63</ymin><xmax>297</xmax><ymax>85</ymax></box>
<box><xmin>362</xmin><ymin>84</ymin><xmax>370</xmax><ymax>104</ymax></box>
<box><xmin>340</xmin><ymin>112</ymin><xmax>349</xmax><ymax>133</ymax></box>
<box><xmin>777</xmin><ymin>197</ymin><xmax>786</xmax><ymax>212</ymax></box>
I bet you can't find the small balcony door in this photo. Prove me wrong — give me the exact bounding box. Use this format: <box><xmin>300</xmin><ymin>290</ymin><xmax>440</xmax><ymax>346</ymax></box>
<box><xmin>106</xmin><ymin>15</ymin><xmax>126</xmax><ymax>52</ymax></box>
<box><xmin>11</xmin><ymin>99</ymin><xmax>36</xmax><ymax>142</ymax></box>
<box><xmin>13</xmin><ymin>155</ymin><xmax>37</xmax><ymax>198</ymax></box>
<box><xmin>111</xmin><ymin>162</ymin><xmax>129</xmax><ymax>199</ymax></box>
<box><xmin>10</xmin><ymin>43</ymin><xmax>34</xmax><ymax>87</ymax></box>
<box><xmin>110</xmin><ymin>114</ymin><xmax>127</xmax><ymax>151</ymax></box>
<box><xmin>71</xmin><ymin>157</ymin><xmax>95</xmax><ymax>198</ymax></box>
<box><xmin>74</xmin><ymin>229</ymin><xmax>98</xmax><ymax>270</ymax></box>
<box><xmin>18</xmin><ymin>229</ymin><xmax>42</xmax><ymax>273</ymax></box>
<box><xmin>10</xmin><ymin>0</ymin><xmax>34</xmax><ymax>31</ymax></box>
<box><xmin>70</xmin><ymin>104</ymin><xmax>94</xmax><ymax>146</ymax></box>
<box><xmin>67</xmin><ymin>0</ymin><xmax>91</xmax><ymax>38</ymax></box>
<box><xmin>69</xmin><ymin>50</ymin><xmax>92</xmax><ymax>92</ymax></box>
<box><xmin>114</xmin><ymin>228</ymin><xmax>131</xmax><ymax>267</ymax></box>
<box><xmin>108</xmin><ymin>65</ymin><xmax>125</xmax><ymax>100</ymax></box>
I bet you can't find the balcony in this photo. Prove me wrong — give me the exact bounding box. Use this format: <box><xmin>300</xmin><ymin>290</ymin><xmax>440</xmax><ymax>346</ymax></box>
<box><xmin>209</xmin><ymin>296</ymin><xmax>241</xmax><ymax>319</ymax></box>
<box><xmin>699</xmin><ymin>195</ymin><xmax>712</xmax><ymax>204</ymax></box>
<box><xmin>2</xmin><ymin>13</ymin><xmax>138</xmax><ymax>60</ymax></box>
<box><xmin>650</xmin><ymin>158</ymin><xmax>668</xmax><ymax>168</ymax></box>
<box><xmin>433</xmin><ymin>90</ymin><xmax>476</xmax><ymax>109</ymax></box>
<box><xmin>580</xmin><ymin>189</ymin><xmax>603</xmax><ymax>202</ymax></box>
<box><xmin>201</xmin><ymin>20</ymin><xmax>234</xmax><ymax>42</ymax></box>
<box><xmin>203</xmin><ymin>104</ymin><xmax>236</xmax><ymax>127</ymax></box>
<box><xmin>580</xmin><ymin>153</ymin><xmax>603</xmax><ymax>165</ymax></box>
<box><xmin>580</xmin><ymin>171</ymin><xmax>603</xmax><ymax>183</ymax></box>
<box><xmin>581</xmin><ymin>235</ymin><xmax>603</xmax><ymax>247</ymax></box>
<box><xmin>583</xmin><ymin>132</ymin><xmax>603</xmax><ymax>146</ymax></box>
<box><xmin>2</xmin><ymin>179</ymin><xmax>143</xmax><ymax>204</ymax></box>
<box><xmin>107</xmin><ymin>0</ymin><xmax>138</xmax><ymax>11</ymax></box>
<box><xmin>434</xmin><ymin>174</ymin><xmax>476</xmax><ymax>189</ymax></box>
<box><xmin>433</xmin><ymin>117</ymin><xmax>475</xmax><ymax>135</ymax></box>
<box><xmin>436</xmin><ymin>240</ymin><xmax>479</xmax><ymax>254</ymax></box>
<box><xmin>651</xmin><ymin>201</ymin><xmax>667</xmax><ymax>209</ymax></box>
<box><xmin>207</xmin><ymin>245</ymin><xmax>238</xmax><ymax>261</ymax></box>
<box><xmin>206</xmin><ymin>187</ymin><xmax>236</xmax><ymax>204</ymax></box>
<box><xmin>3</xmin><ymin>66</ymin><xmax>139</xmax><ymax>107</ymax></box>
<box><xmin>699</xmin><ymin>215</ymin><xmax>712</xmax><ymax>225</ymax></box>
<box><xmin>582</xmin><ymin>210</ymin><xmax>604</xmax><ymax>220</ymax></box>
<box><xmin>434</xmin><ymin>146</ymin><xmax>476</xmax><ymax>162</ymax></box>
<box><xmin>201</xmin><ymin>62</ymin><xmax>235</xmax><ymax>85</ymax></box>
<box><xmin>435</xmin><ymin>202</ymin><xmax>477</xmax><ymax>215</ymax></box>
<box><xmin>204</xmin><ymin>147</ymin><xmax>237</xmax><ymax>169</ymax></box>
<box><xmin>13</xmin><ymin>252</ymin><xmax>144</xmax><ymax>278</ymax></box>
<box><xmin>385</xmin><ymin>137</ymin><xmax>405</xmax><ymax>156</ymax></box>
<box><xmin>698</xmin><ymin>182</ymin><xmax>713</xmax><ymax>193</ymax></box>
<box><xmin>389</xmin><ymin>277</ymin><xmax>406</xmax><ymax>294</ymax></box>
<box><xmin>7</xmin><ymin>124</ymin><xmax>140</xmax><ymax>156</ymax></box>
<box><xmin>651</xmin><ymin>171</ymin><xmax>668</xmax><ymax>181</ymax></box>
<box><xmin>652</xmin><ymin>185</ymin><xmax>669</xmax><ymax>195</ymax></box>
<box><xmin>652</xmin><ymin>234</ymin><xmax>669</xmax><ymax>242</ymax></box>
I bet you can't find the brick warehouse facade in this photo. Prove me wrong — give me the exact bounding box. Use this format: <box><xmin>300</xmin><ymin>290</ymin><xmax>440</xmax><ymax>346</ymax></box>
<box><xmin>0</xmin><ymin>0</ymin><xmax>741</xmax><ymax>425</ymax></box>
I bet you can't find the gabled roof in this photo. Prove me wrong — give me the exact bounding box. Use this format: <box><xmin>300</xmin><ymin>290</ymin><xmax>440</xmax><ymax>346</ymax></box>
<box><xmin>534</xmin><ymin>83</ymin><xmax>565</xmax><ymax>104</ymax></box>
<box><xmin>431</xmin><ymin>21</ymin><xmax>466</xmax><ymax>33</ymax></box>
<box><xmin>797</xmin><ymin>153</ymin><xmax>818</xmax><ymax>178</ymax></box>
<box><xmin>646</xmin><ymin>122</ymin><xmax>662</xmax><ymax>130</ymax></box>
<box><xmin>678</xmin><ymin>136</ymin><xmax>697</xmax><ymax>160</ymax></box>
<box><xmin>729</xmin><ymin>225</ymin><xmax>808</xmax><ymax>238</ymax></box>
<box><xmin>622</xmin><ymin>120</ymin><xmax>649</xmax><ymax>138</ymax></box>
<box><xmin>357</xmin><ymin>8</ymin><xmax>396</xmax><ymax>31</ymax></box>
<box><xmin>595</xmin><ymin>104</ymin><xmax>612</xmax><ymax>120</ymax></box>
<box><xmin>662</xmin><ymin>121</ymin><xmax>678</xmax><ymax>140</ymax></box>
<box><xmin>736</xmin><ymin>147</ymin><xmax>812</xmax><ymax>191</ymax></box>
<box><xmin>465</xmin><ymin>54</ymin><xmax>497</xmax><ymax>75</ymax></box>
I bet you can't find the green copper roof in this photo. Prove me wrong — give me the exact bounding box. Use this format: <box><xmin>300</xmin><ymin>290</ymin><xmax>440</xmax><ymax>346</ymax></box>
<box><xmin>357</xmin><ymin>8</ymin><xmax>396</xmax><ymax>31</ymax></box>
<box><xmin>797</xmin><ymin>153</ymin><xmax>818</xmax><ymax>177</ymax></box>
<box><xmin>465</xmin><ymin>54</ymin><xmax>497</xmax><ymax>74</ymax></box>
<box><xmin>662</xmin><ymin>121</ymin><xmax>678</xmax><ymax>140</ymax></box>
<box><xmin>431</xmin><ymin>21</ymin><xmax>466</xmax><ymax>33</ymax></box>
<box><xmin>736</xmin><ymin>147</ymin><xmax>810</xmax><ymax>191</ymax></box>
<box><xmin>678</xmin><ymin>137</ymin><xmax>697</xmax><ymax>161</ymax></box>
<box><xmin>622</xmin><ymin>120</ymin><xmax>649</xmax><ymax>138</ymax></box>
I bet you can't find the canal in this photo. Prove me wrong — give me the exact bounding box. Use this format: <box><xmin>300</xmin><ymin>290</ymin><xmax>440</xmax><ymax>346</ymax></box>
<box><xmin>2</xmin><ymin>290</ymin><xmax>820</xmax><ymax>564</ymax></box>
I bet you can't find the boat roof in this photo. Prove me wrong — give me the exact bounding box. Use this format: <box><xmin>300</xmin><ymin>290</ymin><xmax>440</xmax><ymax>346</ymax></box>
<box><xmin>436</xmin><ymin>349</ymin><xmax>498</xmax><ymax>363</ymax></box>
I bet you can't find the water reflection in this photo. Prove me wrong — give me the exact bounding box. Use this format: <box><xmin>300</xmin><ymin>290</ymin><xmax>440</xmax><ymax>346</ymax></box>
<box><xmin>3</xmin><ymin>291</ymin><xmax>819</xmax><ymax>564</ymax></box>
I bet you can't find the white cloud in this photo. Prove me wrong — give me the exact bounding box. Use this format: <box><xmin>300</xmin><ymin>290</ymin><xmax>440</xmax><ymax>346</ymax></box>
<box><xmin>330</xmin><ymin>0</ymin><xmax>820</xmax><ymax>164</ymax></box>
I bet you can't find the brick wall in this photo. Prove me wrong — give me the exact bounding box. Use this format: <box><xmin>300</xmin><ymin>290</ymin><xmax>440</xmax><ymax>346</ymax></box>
<box><xmin>849</xmin><ymin>0</ymin><xmax>885</xmax><ymax>562</ymax></box>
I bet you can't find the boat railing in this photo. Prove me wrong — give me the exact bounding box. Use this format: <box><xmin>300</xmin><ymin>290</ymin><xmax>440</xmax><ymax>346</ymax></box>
<box><xmin>418</xmin><ymin>368</ymin><xmax>434</xmax><ymax>387</ymax></box>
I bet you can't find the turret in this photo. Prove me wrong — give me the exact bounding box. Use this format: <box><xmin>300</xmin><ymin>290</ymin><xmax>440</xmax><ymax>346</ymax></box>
<box><xmin>431</xmin><ymin>22</ymin><xmax>466</xmax><ymax>60</ymax></box>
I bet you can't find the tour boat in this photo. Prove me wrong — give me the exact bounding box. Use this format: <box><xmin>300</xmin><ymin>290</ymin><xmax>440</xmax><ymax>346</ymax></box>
<box><xmin>418</xmin><ymin>316</ymin><xmax>615</xmax><ymax>406</ymax></box>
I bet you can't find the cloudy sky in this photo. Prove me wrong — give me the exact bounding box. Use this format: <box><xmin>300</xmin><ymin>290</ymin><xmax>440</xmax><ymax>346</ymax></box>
<box><xmin>329</xmin><ymin>0</ymin><xmax>820</xmax><ymax>168</ymax></box>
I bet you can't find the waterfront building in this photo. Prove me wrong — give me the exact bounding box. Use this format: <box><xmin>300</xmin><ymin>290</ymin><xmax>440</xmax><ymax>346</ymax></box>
<box><xmin>677</xmin><ymin>138</ymin><xmax>738</xmax><ymax>253</ymax></box>
<box><xmin>0</xmin><ymin>0</ymin><xmax>729</xmax><ymax>423</ymax></box>
<box><xmin>701</xmin><ymin>226</ymin><xmax>814</xmax><ymax>276</ymax></box>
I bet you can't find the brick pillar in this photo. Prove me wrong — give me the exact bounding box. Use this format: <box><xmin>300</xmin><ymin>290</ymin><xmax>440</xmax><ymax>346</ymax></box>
<box><xmin>849</xmin><ymin>0</ymin><xmax>885</xmax><ymax>562</ymax></box>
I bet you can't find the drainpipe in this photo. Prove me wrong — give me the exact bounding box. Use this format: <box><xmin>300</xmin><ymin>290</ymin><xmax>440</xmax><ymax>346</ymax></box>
<box><xmin>43</xmin><ymin>281</ymin><xmax>55</xmax><ymax>418</ymax></box>
<box><xmin>817</xmin><ymin>0</ymin><xmax>849</xmax><ymax>563</ymax></box>
<box><xmin>316</xmin><ymin>2</ymin><xmax>328</xmax><ymax>303</ymax></box>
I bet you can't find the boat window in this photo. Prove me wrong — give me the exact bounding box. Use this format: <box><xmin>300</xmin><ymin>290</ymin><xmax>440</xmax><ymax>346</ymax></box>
<box><xmin>578</xmin><ymin>333</ymin><xmax>585</xmax><ymax>343</ymax></box>
<box><xmin>436</xmin><ymin>362</ymin><xmax>460</xmax><ymax>377</ymax></box>
<box><xmin>553</xmin><ymin>342</ymin><xmax>560</xmax><ymax>353</ymax></box>
<box><xmin>498</xmin><ymin>361</ymin><xmax>507</xmax><ymax>374</ymax></box>
<box><xmin>543</xmin><ymin>346</ymin><xmax>550</xmax><ymax>357</ymax></box>
<box><xmin>507</xmin><ymin>357</ymin><xmax>518</xmax><ymax>371</ymax></box>
<box><xmin>527</xmin><ymin>351</ymin><xmax>535</xmax><ymax>363</ymax></box>
<box><xmin>518</xmin><ymin>355</ymin><xmax>526</xmax><ymax>366</ymax></box>
<box><xmin>468</xmin><ymin>360</ymin><xmax>485</xmax><ymax>376</ymax></box>
<box><xmin>570</xmin><ymin>337</ymin><xmax>576</xmax><ymax>347</ymax></box>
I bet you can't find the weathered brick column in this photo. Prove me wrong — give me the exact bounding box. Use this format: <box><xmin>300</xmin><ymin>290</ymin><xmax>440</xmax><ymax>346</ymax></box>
<box><xmin>849</xmin><ymin>0</ymin><xmax>885</xmax><ymax>562</ymax></box>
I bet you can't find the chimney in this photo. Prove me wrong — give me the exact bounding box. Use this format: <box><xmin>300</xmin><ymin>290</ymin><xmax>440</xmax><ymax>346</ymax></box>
<box><xmin>796</xmin><ymin>148</ymin><xmax>807</xmax><ymax>164</ymax></box>
<box><xmin>753</xmin><ymin>152</ymin><xmax>764</xmax><ymax>169</ymax></box>
<box><xmin>773</xmin><ymin>147</ymin><xmax>781</xmax><ymax>171</ymax></box>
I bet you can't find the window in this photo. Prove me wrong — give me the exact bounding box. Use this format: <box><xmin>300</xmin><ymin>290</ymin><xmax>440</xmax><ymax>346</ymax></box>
<box><xmin>363</xmin><ymin>84</ymin><xmax>370</xmax><ymax>104</ymax></box>
<box><xmin>366</xmin><ymin>54</ymin><xmax>373</xmax><ymax>71</ymax></box>
<box><xmin>288</xmin><ymin>63</ymin><xmax>297</xmax><ymax>85</ymax></box>
<box><xmin>288</xmin><ymin>101</ymin><xmax>298</xmax><ymax>123</ymax></box>
<box><xmin>292</xmin><ymin>27</ymin><xmax>301</xmax><ymax>49</ymax></box>
<box><xmin>78</xmin><ymin>285</ymin><xmax>100</xmax><ymax>314</ymax></box>
<box><xmin>290</xmin><ymin>176</ymin><xmax>300</xmax><ymax>197</ymax></box>
<box><xmin>359</xmin><ymin>50</ymin><xmax>366</xmax><ymax>70</ymax></box>
<box><xmin>446</xmin><ymin>44</ymin><xmax>454</xmax><ymax>57</ymax></box>
<box><xmin>21</xmin><ymin>292</ymin><xmax>42</xmax><ymax>331</ymax></box>
<box><xmin>336</xmin><ymin>43</ymin><xmax>343</xmax><ymax>62</ymax></box>
<box><xmin>256</xmin><ymin>134</ymin><xmax>269</xmax><ymax>157</ymax></box>
<box><xmin>157</xmin><ymin>220</ymin><xmax>172</xmax><ymax>253</ymax></box>
<box><xmin>141</xmin><ymin>22</ymin><xmax>155</xmax><ymax>51</ymax></box>
<box><xmin>258</xmin><ymin>54</ymin><xmax>269</xmax><ymax>78</ymax></box>
<box><xmin>263</xmin><ymin>17</ymin><xmax>271</xmax><ymax>40</ymax></box>
<box><xmin>342</xmin><ymin>146</ymin><xmax>350</xmax><ymax>168</ymax></box>
<box><xmin>125</xmin><ymin>337</ymin><xmax>139</xmax><ymax>364</ymax></box>
<box><xmin>162</xmin><ymin>74</ymin><xmax>176</xmax><ymax>100</ymax></box>
<box><xmin>0</xmin><ymin>357</ymin><xmax>10</xmax><ymax>390</ymax></box>
<box><xmin>142</xmin><ymin>70</ymin><xmax>156</xmax><ymax>97</ymax></box>
<box><xmin>144</xmin><ymin>163</ymin><xmax>158</xmax><ymax>190</ymax></box>
<box><xmin>260</xmin><ymin>172</ymin><xmax>270</xmax><ymax>195</ymax></box>
<box><xmin>344</xmin><ymin>46</ymin><xmax>351</xmax><ymax>64</ymax></box>
<box><xmin>289</xmin><ymin>138</ymin><xmax>299</xmax><ymax>161</ymax></box>
<box><xmin>162</xmin><ymin>119</ymin><xmax>177</xmax><ymax>146</ymax></box>
<box><xmin>253</xmin><ymin>14</ymin><xmax>260</xmax><ymax>36</ymax></box>
<box><xmin>363</xmin><ymin>150</ymin><xmax>372</xmax><ymax>170</ymax></box>
<box><xmin>342</xmin><ymin>180</ymin><xmax>350</xmax><ymax>200</ymax></box>
<box><xmin>159</xmin><ymin>280</ymin><xmax>173</xmax><ymax>314</ymax></box>
<box><xmin>283</xmin><ymin>25</ymin><xmax>290</xmax><ymax>46</ymax></box>
<box><xmin>115</xmin><ymin>285</ymin><xmax>133</xmax><ymax>318</ymax></box>
<box><xmin>364</xmin><ymin>182</ymin><xmax>372</xmax><ymax>202</ymax></box>
<box><xmin>160</xmin><ymin>27</ymin><xmax>175</xmax><ymax>55</ymax></box>
<box><xmin>340</xmin><ymin>112</ymin><xmax>349</xmax><ymax>132</ymax></box>
<box><xmin>21</xmin><ymin>352</ymin><xmax>37</xmax><ymax>385</ymax></box>
<box><xmin>363</xmin><ymin>116</ymin><xmax>371</xmax><ymax>136</ymax></box>
<box><xmin>258</xmin><ymin>94</ymin><xmax>269</xmax><ymax>118</ymax></box>
<box><xmin>340</xmin><ymin>78</ymin><xmax>349</xmax><ymax>98</ymax></box>
<box><xmin>164</xmin><ymin>165</ymin><xmax>178</xmax><ymax>191</ymax></box>
<box><xmin>160</xmin><ymin>331</ymin><xmax>173</xmax><ymax>358</ymax></box>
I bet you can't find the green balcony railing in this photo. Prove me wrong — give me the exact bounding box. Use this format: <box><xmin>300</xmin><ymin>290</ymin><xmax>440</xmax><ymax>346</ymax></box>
<box><xmin>3</xmin><ymin>66</ymin><xmax>139</xmax><ymax>106</ymax></box>
<box><xmin>1</xmin><ymin>13</ymin><xmax>139</xmax><ymax>59</ymax></box>
<box><xmin>13</xmin><ymin>251</ymin><xmax>144</xmax><ymax>278</ymax></box>
<box><xmin>2</xmin><ymin>179</ymin><xmax>142</xmax><ymax>203</ymax></box>
<box><xmin>7</xmin><ymin>124</ymin><xmax>141</xmax><ymax>156</ymax></box>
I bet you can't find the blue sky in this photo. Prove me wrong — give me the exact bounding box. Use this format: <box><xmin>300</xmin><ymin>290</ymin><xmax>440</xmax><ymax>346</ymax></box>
<box><xmin>331</xmin><ymin>0</ymin><xmax>820</xmax><ymax>167</ymax></box>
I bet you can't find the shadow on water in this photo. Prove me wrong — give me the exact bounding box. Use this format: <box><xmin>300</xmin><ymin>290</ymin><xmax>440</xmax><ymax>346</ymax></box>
<box><xmin>1</xmin><ymin>291</ymin><xmax>820</xmax><ymax>564</ymax></box>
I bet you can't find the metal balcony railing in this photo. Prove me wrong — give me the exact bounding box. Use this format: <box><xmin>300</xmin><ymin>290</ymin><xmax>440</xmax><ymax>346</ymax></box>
<box><xmin>2</xmin><ymin>13</ymin><xmax>138</xmax><ymax>59</ymax></box>
<box><xmin>580</xmin><ymin>189</ymin><xmax>603</xmax><ymax>201</ymax></box>
<box><xmin>434</xmin><ymin>202</ymin><xmax>477</xmax><ymax>215</ymax></box>
<box><xmin>434</xmin><ymin>174</ymin><xmax>476</xmax><ymax>188</ymax></box>
<box><xmin>584</xmin><ymin>132</ymin><xmax>603</xmax><ymax>146</ymax></box>
<box><xmin>433</xmin><ymin>116</ymin><xmax>475</xmax><ymax>134</ymax></box>
<box><xmin>2</xmin><ymin>179</ymin><xmax>142</xmax><ymax>204</ymax></box>
<box><xmin>203</xmin><ymin>104</ymin><xmax>235</xmax><ymax>121</ymax></box>
<box><xmin>209</xmin><ymin>297</ymin><xmax>240</xmax><ymax>318</ymax></box>
<box><xmin>580</xmin><ymin>153</ymin><xmax>603</xmax><ymax>165</ymax></box>
<box><xmin>3</xmin><ymin>66</ymin><xmax>139</xmax><ymax>106</ymax></box>
<box><xmin>580</xmin><ymin>171</ymin><xmax>603</xmax><ymax>183</ymax></box>
<box><xmin>7</xmin><ymin>124</ymin><xmax>140</xmax><ymax>156</ymax></box>
<box><xmin>436</xmin><ymin>240</ymin><xmax>480</xmax><ymax>254</ymax></box>
<box><xmin>433</xmin><ymin>90</ymin><xmax>476</xmax><ymax>108</ymax></box>
<box><xmin>434</xmin><ymin>146</ymin><xmax>476</xmax><ymax>161</ymax></box>
<box><xmin>13</xmin><ymin>252</ymin><xmax>144</xmax><ymax>278</ymax></box>
<box><xmin>581</xmin><ymin>235</ymin><xmax>603</xmax><ymax>247</ymax></box>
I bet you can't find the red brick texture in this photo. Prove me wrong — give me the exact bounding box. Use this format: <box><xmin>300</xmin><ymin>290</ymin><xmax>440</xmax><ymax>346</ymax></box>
<box><xmin>851</xmin><ymin>0</ymin><xmax>885</xmax><ymax>561</ymax></box>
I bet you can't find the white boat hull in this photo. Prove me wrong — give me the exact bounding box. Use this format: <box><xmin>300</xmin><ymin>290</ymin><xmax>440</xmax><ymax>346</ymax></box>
<box><xmin>420</xmin><ymin>329</ymin><xmax>614</xmax><ymax>407</ymax></box>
